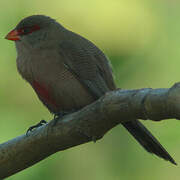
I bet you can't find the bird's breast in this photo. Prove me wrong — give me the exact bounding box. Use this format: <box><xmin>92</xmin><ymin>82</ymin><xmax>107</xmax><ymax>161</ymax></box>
<box><xmin>16</xmin><ymin>49</ymin><xmax>95</xmax><ymax>113</ymax></box>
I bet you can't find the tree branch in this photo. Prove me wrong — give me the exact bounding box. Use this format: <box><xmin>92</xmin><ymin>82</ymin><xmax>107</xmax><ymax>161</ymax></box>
<box><xmin>1</xmin><ymin>83</ymin><xmax>180</xmax><ymax>178</ymax></box>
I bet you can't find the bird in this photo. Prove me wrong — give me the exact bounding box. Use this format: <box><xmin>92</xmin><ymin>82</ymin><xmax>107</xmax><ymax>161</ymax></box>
<box><xmin>5</xmin><ymin>15</ymin><xmax>176</xmax><ymax>165</ymax></box>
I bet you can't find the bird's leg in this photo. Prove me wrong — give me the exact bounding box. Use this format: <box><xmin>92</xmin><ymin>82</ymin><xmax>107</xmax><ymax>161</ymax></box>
<box><xmin>54</xmin><ymin>111</ymin><xmax>67</xmax><ymax>119</ymax></box>
<box><xmin>26</xmin><ymin>120</ymin><xmax>47</xmax><ymax>135</ymax></box>
<box><xmin>52</xmin><ymin>109</ymin><xmax>77</xmax><ymax>126</ymax></box>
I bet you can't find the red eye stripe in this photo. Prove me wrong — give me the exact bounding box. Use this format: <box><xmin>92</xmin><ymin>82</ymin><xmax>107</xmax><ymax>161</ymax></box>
<box><xmin>31</xmin><ymin>24</ymin><xmax>41</xmax><ymax>32</ymax></box>
<box><xmin>17</xmin><ymin>25</ymin><xmax>41</xmax><ymax>35</ymax></box>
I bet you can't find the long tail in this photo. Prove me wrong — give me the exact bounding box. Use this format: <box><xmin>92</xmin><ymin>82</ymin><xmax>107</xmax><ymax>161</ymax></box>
<box><xmin>122</xmin><ymin>120</ymin><xmax>177</xmax><ymax>165</ymax></box>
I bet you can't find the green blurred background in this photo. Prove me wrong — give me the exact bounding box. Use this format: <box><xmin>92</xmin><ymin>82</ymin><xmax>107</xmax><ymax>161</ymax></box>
<box><xmin>1</xmin><ymin>0</ymin><xmax>180</xmax><ymax>179</ymax></box>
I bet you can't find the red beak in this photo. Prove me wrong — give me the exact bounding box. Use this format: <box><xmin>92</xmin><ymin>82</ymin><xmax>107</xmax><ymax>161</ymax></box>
<box><xmin>5</xmin><ymin>29</ymin><xmax>20</xmax><ymax>41</ymax></box>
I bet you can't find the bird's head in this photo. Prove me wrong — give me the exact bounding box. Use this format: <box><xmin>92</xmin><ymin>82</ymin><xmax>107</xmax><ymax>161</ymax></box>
<box><xmin>5</xmin><ymin>15</ymin><xmax>64</xmax><ymax>49</ymax></box>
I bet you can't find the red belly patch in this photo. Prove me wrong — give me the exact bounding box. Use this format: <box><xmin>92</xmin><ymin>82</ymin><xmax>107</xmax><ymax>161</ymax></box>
<box><xmin>32</xmin><ymin>81</ymin><xmax>57</xmax><ymax>107</ymax></box>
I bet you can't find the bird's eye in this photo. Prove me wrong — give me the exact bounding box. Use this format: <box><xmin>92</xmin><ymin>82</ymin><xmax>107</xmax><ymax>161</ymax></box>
<box><xmin>22</xmin><ymin>28</ymin><xmax>30</xmax><ymax>34</ymax></box>
<box><xmin>18</xmin><ymin>25</ymin><xmax>40</xmax><ymax>36</ymax></box>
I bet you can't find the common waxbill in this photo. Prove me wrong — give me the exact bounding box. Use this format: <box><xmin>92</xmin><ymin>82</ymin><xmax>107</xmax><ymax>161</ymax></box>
<box><xmin>5</xmin><ymin>15</ymin><xmax>176</xmax><ymax>165</ymax></box>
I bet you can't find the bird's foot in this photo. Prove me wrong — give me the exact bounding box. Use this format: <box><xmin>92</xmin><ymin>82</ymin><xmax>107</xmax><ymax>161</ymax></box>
<box><xmin>52</xmin><ymin>109</ymin><xmax>77</xmax><ymax>126</ymax></box>
<box><xmin>54</xmin><ymin>109</ymin><xmax>77</xmax><ymax>119</ymax></box>
<box><xmin>26</xmin><ymin>120</ymin><xmax>47</xmax><ymax>135</ymax></box>
<box><xmin>54</xmin><ymin>111</ymin><xmax>69</xmax><ymax>119</ymax></box>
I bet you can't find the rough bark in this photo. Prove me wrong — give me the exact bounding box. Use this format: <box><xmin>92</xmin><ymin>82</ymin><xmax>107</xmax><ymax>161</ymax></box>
<box><xmin>1</xmin><ymin>83</ymin><xmax>180</xmax><ymax>178</ymax></box>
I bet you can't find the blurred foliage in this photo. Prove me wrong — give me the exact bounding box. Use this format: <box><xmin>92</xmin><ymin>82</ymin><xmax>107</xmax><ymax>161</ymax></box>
<box><xmin>0</xmin><ymin>0</ymin><xmax>180</xmax><ymax>179</ymax></box>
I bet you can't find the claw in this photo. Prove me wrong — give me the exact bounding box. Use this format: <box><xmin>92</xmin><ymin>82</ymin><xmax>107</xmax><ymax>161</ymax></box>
<box><xmin>52</xmin><ymin>109</ymin><xmax>77</xmax><ymax>126</ymax></box>
<box><xmin>54</xmin><ymin>109</ymin><xmax>76</xmax><ymax>119</ymax></box>
<box><xmin>26</xmin><ymin>120</ymin><xmax>47</xmax><ymax>135</ymax></box>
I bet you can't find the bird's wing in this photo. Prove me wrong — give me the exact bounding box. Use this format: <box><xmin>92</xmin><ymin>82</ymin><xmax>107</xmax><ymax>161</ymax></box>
<box><xmin>58</xmin><ymin>39</ymin><xmax>116</xmax><ymax>98</ymax></box>
<box><xmin>58</xmin><ymin>37</ymin><xmax>176</xmax><ymax>165</ymax></box>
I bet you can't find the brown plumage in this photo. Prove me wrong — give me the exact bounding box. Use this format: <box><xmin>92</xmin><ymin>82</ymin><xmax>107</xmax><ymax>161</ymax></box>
<box><xmin>5</xmin><ymin>15</ymin><xmax>176</xmax><ymax>165</ymax></box>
